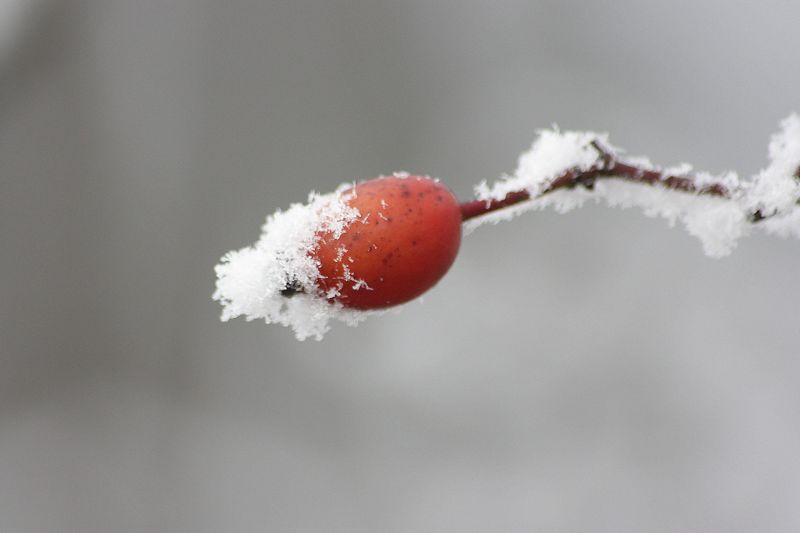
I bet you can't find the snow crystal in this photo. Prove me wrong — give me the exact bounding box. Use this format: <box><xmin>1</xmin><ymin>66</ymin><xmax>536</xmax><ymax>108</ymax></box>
<box><xmin>467</xmin><ymin>114</ymin><xmax>800</xmax><ymax>257</ymax></box>
<box><xmin>213</xmin><ymin>185</ymin><xmax>376</xmax><ymax>341</ymax></box>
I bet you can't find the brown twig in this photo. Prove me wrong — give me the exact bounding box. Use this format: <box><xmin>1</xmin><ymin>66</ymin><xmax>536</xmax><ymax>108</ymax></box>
<box><xmin>460</xmin><ymin>142</ymin><xmax>738</xmax><ymax>222</ymax></box>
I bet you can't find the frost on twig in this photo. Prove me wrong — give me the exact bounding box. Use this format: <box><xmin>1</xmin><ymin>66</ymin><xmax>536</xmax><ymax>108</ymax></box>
<box><xmin>466</xmin><ymin>114</ymin><xmax>800</xmax><ymax>257</ymax></box>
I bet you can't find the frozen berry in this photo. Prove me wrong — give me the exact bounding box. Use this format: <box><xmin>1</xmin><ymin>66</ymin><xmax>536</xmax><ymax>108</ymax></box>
<box><xmin>313</xmin><ymin>175</ymin><xmax>462</xmax><ymax>309</ymax></box>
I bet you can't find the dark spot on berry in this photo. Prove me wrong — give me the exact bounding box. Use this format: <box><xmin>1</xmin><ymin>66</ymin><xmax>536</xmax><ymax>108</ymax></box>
<box><xmin>411</xmin><ymin>240</ymin><xmax>417</xmax><ymax>246</ymax></box>
<box><xmin>367</xmin><ymin>243</ymin><xmax>377</xmax><ymax>253</ymax></box>
<box><xmin>281</xmin><ymin>279</ymin><xmax>303</xmax><ymax>298</ymax></box>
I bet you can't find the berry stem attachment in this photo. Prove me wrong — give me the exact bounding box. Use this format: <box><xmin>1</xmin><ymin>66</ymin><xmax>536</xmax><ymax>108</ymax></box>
<box><xmin>459</xmin><ymin>190</ymin><xmax>531</xmax><ymax>221</ymax></box>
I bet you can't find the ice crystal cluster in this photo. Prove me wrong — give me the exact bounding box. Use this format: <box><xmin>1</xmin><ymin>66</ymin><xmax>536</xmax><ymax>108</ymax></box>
<box><xmin>468</xmin><ymin>114</ymin><xmax>800</xmax><ymax>258</ymax></box>
<box><xmin>213</xmin><ymin>186</ymin><xmax>375</xmax><ymax>340</ymax></box>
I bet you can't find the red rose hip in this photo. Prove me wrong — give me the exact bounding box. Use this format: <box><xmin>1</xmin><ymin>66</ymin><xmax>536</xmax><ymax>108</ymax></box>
<box><xmin>313</xmin><ymin>175</ymin><xmax>462</xmax><ymax>309</ymax></box>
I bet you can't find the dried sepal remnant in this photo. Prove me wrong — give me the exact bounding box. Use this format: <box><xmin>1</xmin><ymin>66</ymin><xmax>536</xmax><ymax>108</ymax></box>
<box><xmin>466</xmin><ymin>114</ymin><xmax>800</xmax><ymax>257</ymax></box>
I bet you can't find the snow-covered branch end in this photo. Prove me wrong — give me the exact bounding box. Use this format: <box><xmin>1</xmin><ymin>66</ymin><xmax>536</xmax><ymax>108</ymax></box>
<box><xmin>214</xmin><ymin>114</ymin><xmax>800</xmax><ymax>340</ymax></box>
<box><xmin>464</xmin><ymin>114</ymin><xmax>800</xmax><ymax>258</ymax></box>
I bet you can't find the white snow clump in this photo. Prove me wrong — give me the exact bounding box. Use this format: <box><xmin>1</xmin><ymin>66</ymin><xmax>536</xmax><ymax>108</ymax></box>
<box><xmin>213</xmin><ymin>185</ymin><xmax>374</xmax><ymax>341</ymax></box>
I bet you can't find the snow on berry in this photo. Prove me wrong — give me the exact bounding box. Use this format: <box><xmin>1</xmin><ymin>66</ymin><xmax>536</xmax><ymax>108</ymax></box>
<box><xmin>213</xmin><ymin>184</ymin><xmax>370</xmax><ymax>341</ymax></box>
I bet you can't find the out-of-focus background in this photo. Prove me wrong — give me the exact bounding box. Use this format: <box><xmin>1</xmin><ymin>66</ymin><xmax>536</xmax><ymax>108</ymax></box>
<box><xmin>2</xmin><ymin>1</ymin><xmax>799</xmax><ymax>531</ymax></box>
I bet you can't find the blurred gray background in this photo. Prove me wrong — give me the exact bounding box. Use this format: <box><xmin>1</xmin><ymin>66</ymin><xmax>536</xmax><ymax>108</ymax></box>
<box><xmin>2</xmin><ymin>1</ymin><xmax>799</xmax><ymax>531</ymax></box>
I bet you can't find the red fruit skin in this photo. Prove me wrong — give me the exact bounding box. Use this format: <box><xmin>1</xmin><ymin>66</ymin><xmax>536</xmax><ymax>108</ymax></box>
<box><xmin>314</xmin><ymin>175</ymin><xmax>462</xmax><ymax>310</ymax></box>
